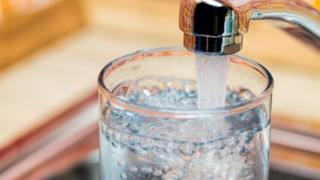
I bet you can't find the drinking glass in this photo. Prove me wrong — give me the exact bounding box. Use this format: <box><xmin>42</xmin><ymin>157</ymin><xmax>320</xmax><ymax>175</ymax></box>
<box><xmin>98</xmin><ymin>47</ymin><xmax>274</xmax><ymax>180</ymax></box>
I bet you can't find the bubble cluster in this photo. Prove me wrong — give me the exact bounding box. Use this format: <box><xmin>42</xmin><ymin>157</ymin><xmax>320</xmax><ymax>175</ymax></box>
<box><xmin>100</xmin><ymin>76</ymin><xmax>270</xmax><ymax>180</ymax></box>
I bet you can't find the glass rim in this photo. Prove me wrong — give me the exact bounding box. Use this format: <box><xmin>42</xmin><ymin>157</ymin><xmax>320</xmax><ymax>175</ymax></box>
<box><xmin>98</xmin><ymin>47</ymin><xmax>274</xmax><ymax>118</ymax></box>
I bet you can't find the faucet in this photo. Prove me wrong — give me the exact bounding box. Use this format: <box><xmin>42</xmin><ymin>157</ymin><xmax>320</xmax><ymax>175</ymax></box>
<box><xmin>179</xmin><ymin>0</ymin><xmax>320</xmax><ymax>55</ymax></box>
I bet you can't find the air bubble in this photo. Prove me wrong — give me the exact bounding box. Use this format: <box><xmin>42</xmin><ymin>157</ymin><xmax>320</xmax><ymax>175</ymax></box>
<box><xmin>161</xmin><ymin>164</ymin><xmax>171</xmax><ymax>173</ymax></box>
<box><xmin>141</xmin><ymin>166</ymin><xmax>153</xmax><ymax>174</ymax></box>
<box><xmin>117</xmin><ymin>160</ymin><xmax>124</xmax><ymax>167</ymax></box>
<box><xmin>101</xmin><ymin>77</ymin><xmax>269</xmax><ymax>179</ymax></box>
<box><xmin>152</xmin><ymin>169</ymin><xmax>163</xmax><ymax>176</ymax></box>
<box><xmin>218</xmin><ymin>142</ymin><xmax>226</xmax><ymax>150</ymax></box>
<box><xmin>230</xmin><ymin>138</ymin><xmax>240</xmax><ymax>147</ymax></box>
<box><xmin>111</xmin><ymin>141</ymin><xmax>118</xmax><ymax>148</ymax></box>
<box><xmin>200</xmin><ymin>145</ymin><xmax>211</xmax><ymax>153</ymax></box>
<box><xmin>179</xmin><ymin>143</ymin><xmax>196</xmax><ymax>156</ymax></box>
<box><xmin>129</xmin><ymin>166</ymin><xmax>138</xmax><ymax>173</ymax></box>
<box><xmin>245</xmin><ymin>131</ymin><xmax>254</xmax><ymax>143</ymax></box>
<box><xmin>240</xmin><ymin>147</ymin><xmax>246</xmax><ymax>154</ymax></box>
<box><xmin>239</xmin><ymin>146</ymin><xmax>251</xmax><ymax>155</ymax></box>
<box><xmin>120</xmin><ymin>173</ymin><xmax>127</xmax><ymax>179</ymax></box>
<box><xmin>252</xmin><ymin>127</ymin><xmax>259</xmax><ymax>133</ymax></box>
<box><xmin>127</xmin><ymin>123</ymin><xmax>139</xmax><ymax>133</ymax></box>
<box><xmin>163</xmin><ymin>170</ymin><xmax>183</xmax><ymax>180</ymax></box>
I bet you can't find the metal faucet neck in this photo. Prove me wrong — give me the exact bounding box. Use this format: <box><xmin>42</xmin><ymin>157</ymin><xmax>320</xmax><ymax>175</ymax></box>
<box><xmin>180</xmin><ymin>0</ymin><xmax>243</xmax><ymax>55</ymax></box>
<box><xmin>180</xmin><ymin>0</ymin><xmax>320</xmax><ymax>55</ymax></box>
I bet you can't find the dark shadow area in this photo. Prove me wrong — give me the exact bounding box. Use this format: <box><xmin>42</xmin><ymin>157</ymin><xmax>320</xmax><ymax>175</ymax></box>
<box><xmin>49</xmin><ymin>161</ymin><xmax>312</xmax><ymax>180</ymax></box>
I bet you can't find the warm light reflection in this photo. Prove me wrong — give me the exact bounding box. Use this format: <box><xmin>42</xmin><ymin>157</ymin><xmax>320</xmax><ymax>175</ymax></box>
<box><xmin>0</xmin><ymin>0</ymin><xmax>58</xmax><ymax>20</ymax></box>
<box><xmin>1</xmin><ymin>0</ymin><xmax>10</xmax><ymax>21</ymax></box>
<box><xmin>316</xmin><ymin>0</ymin><xmax>320</xmax><ymax>10</ymax></box>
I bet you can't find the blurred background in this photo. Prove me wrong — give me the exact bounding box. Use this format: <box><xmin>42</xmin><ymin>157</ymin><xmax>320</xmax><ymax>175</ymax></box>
<box><xmin>0</xmin><ymin>0</ymin><xmax>319</xmax><ymax>179</ymax></box>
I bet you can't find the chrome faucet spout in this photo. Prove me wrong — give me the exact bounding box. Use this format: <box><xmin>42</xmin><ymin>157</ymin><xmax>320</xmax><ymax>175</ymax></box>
<box><xmin>179</xmin><ymin>0</ymin><xmax>320</xmax><ymax>55</ymax></box>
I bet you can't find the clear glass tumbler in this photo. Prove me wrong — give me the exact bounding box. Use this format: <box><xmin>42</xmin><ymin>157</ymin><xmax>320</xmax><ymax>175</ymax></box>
<box><xmin>98</xmin><ymin>47</ymin><xmax>273</xmax><ymax>180</ymax></box>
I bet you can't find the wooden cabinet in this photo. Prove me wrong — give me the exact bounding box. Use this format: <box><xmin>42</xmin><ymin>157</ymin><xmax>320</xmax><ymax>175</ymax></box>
<box><xmin>0</xmin><ymin>0</ymin><xmax>85</xmax><ymax>68</ymax></box>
